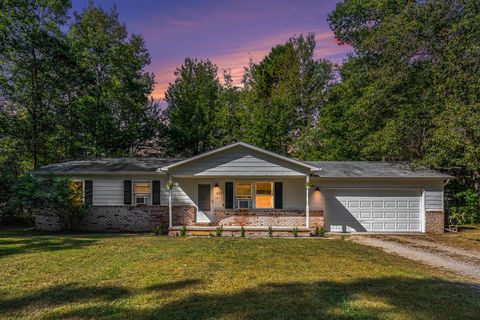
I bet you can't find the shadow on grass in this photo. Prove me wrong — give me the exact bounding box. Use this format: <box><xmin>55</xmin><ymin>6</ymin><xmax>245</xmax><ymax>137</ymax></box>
<box><xmin>146</xmin><ymin>279</ymin><xmax>204</xmax><ymax>292</ymax></box>
<box><xmin>0</xmin><ymin>236</ymin><xmax>98</xmax><ymax>258</ymax></box>
<box><xmin>1</xmin><ymin>277</ymin><xmax>479</xmax><ymax>319</ymax></box>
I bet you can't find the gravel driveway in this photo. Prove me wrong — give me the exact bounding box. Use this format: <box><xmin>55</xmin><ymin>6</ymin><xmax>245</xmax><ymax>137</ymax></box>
<box><xmin>351</xmin><ymin>235</ymin><xmax>480</xmax><ymax>282</ymax></box>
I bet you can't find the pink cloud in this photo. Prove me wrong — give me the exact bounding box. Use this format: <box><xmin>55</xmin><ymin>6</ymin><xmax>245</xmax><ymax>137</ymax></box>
<box><xmin>150</xmin><ymin>30</ymin><xmax>350</xmax><ymax>99</ymax></box>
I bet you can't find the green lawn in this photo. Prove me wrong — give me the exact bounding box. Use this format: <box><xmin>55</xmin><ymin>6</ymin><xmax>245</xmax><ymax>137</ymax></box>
<box><xmin>0</xmin><ymin>231</ymin><xmax>479</xmax><ymax>319</ymax></box>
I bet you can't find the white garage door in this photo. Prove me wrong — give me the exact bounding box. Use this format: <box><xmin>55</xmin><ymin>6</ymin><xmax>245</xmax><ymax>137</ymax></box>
<box><xmin>325</xmin><ymin>190</ymin><xmax>422</xmax><ymax>232</ymax></box>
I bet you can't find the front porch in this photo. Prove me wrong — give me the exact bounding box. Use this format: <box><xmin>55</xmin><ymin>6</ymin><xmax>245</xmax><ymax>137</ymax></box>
<box><xmin>165</xmin><ymin>178</ymin><xmax>323</xmax><ymax>230</ymax></box>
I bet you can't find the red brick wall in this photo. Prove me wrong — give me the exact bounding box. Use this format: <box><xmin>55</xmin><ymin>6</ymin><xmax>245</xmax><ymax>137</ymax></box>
<box><xmin>36</xmin><ymin>205</ymin><xmax>196</xmax><ymax>232</ymax></box>
<box><xmin>425</xmin><ymin>211</ymin><xmax>445</xmax><ymax>233</ymax></box>
<box><xmin>214</xmin><ymin>209</ymin><xmax>324</xmax><ymax>228</ymax></box>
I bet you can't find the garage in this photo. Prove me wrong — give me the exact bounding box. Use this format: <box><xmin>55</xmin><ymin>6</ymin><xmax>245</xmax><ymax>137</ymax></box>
<box><xmin>324</xmin><ymin>189</ymin><xmax>423</xmax><ymax>232</ymax></box>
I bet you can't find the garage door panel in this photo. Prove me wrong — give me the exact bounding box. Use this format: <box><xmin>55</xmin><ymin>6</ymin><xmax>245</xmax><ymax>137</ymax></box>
<box><xmin>385</xmin><ymin>211</ymin><xmax>396</xmax><ymax>219</ymax></box>
<box><xmin>326</xmin><ymin>190</ymin><xmax>422</xmax><ymax>233</ymax></box>
<box><xmin>373</xmin><ymin>211</ymin><xmax>384</xmax><ymax>219</ymax></box>
<box><xmin>372</xmin><ymin>201</ymin><xmax>383</xmax><ymax>208</ymax></box>
<box><xmin>410</xmin><ymin>201</ymin><xmax>420</xmax><ymax>208</ymax></box>
<box><xmin>348</xmin><ymin>201</ymin><xmax>359</xmax><ymax>208</ymax></box>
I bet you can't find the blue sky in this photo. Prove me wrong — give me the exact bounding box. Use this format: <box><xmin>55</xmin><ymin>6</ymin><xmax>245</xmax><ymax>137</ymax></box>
<box><xmin>71</xmin><ymin>0</ymin><xmax>351</xmax><ymax>98</ymax></box>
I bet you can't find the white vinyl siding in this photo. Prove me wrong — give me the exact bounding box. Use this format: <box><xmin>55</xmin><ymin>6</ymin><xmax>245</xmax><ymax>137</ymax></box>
<box><xmin>168</xmin><ymin>146</ymin><xmax>309</xmax><ymax>177</ymax></box>
<box><xmin>425</xmin><ymin>190</ymin><xmax>444</xmax><ymax>211</ymax></box>
<box><xmin>161</xmin><ymin>178</ymin><xmax>195</xmax><ymax>205</ymax></box>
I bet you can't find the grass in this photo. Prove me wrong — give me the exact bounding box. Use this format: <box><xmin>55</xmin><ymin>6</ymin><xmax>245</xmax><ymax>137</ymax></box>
<box><xmin>0</xmin><ymin>230</ymin><xmax>479</xmax><ymax>319</ymax></box>
<box><xmin>410</xmin><ymin>225</ymin><xmax>480</xmax><ymax>251</ymax></box>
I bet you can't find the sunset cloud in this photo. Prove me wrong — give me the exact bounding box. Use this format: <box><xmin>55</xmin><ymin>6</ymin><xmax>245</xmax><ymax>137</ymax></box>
<box><xmin>151</xmin><ymin>30</ymin><xmax>350</xmax><ymax>99</ymax></box>
<box><xmin>71</xmin><ymin>0</ymin><xmax>350</xmax><ymax>100</ymax></box>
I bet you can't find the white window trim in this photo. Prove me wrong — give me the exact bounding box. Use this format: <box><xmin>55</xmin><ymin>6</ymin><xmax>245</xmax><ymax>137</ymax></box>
<box><xmin>232</xmin><ymin>181</ymin><xmax>276</xmax><ymax>209</ymax></box>
<box><xmin>234</xmin><ymin>181</ymin><xmax>253</xmax><ymax>209</ymax></box>
<box><xmin>255</xmin><ymin>181</ymin><xmax>274</xmax><ymax>209</ymax></box>
<box><xmin>133</xmin><ymin>181</ymin><xmax>152</xmax><ymax>206</ymax></box>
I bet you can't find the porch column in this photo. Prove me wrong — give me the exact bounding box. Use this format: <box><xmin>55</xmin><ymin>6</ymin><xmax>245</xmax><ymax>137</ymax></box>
<box><xmin>306</xmin><ymin>175</ymin><xmax>310</xmax><ymax>228</ymax></box>
<box><xmin>168</xmin><ymin>176</ymin><xmax>173</xmax><ymax>228</ymax></box>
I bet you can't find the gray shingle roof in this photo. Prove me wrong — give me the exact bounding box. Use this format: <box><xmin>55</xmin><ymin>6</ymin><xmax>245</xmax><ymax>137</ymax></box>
<box><xmin>32</xmin><ymin>158</ymin><xmax>183</xmax><ymax>174</ymax></box>
<box><xmin>33</xmin><ymin>158</ymin><xmax>451</xmax><ymax>179</ymax></box>
<box><xmin>304</xmin><ymin>161</ymin><xmax>452</xmax><ymax>179</ymax></box>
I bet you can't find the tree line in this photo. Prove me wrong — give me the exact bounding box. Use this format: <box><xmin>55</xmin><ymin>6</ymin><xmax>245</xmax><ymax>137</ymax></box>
<box><xmin>1</xmin><ymin>0</ymin><xmax>479</xmax><ymax>224</ymax></box>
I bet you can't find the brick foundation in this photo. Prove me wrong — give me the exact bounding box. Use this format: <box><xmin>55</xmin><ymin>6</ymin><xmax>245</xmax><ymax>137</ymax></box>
<box><xmin>170</xmin><ymin>229</ymin><xmax>314</xmax><ymax>238</ymax></box>
<box><xmin>425</xmin><ymin>211</ymin><xmax>445</xmax><ymax>233</ymax></box>
<box><xmin>36</xmin><ymin>205</ymin><xmax>195</xmax><ymax>232</ymax></box>
<box><xmin>214</xmin><ymin>209</ymin><xmax>324</xmax><ymax>228</ymax></box>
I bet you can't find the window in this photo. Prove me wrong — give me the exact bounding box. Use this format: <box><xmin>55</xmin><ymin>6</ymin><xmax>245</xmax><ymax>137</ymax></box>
<box><xmin>68</xmin><ymin>180</ymin><xmax>84</xmax><ymax>205</ymax></box>
<box><xmin>255</xmin><ymin>182</ymin><xmax>273</xmax><ymax>209</ymax></box>
<box><xmin>235</xmin><ymin>182</ymin><xmax>252</xmax><ymax>208</ymax></box>
<box><xmin>133</xmin><ymin>182</ymin><xmax>151</xmax><ymax>205</ymax></box>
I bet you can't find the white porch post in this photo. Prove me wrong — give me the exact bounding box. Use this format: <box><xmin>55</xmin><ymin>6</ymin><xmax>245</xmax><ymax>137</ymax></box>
<box><xmin>168</xmin><ymin>176</ymin><xmax>173</xmax><ymax>228</ymax></box>
<box><xmin>306</xmin><ymin>175</ymin><xmax>310</xmax><ymax>228</ymax></box>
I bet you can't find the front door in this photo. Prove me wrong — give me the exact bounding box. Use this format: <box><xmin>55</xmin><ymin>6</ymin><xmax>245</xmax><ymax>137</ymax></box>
<box><xmin>197</xmin><ymin>184</ymin><xmax>212</xmax><ymax>222</ymax></box>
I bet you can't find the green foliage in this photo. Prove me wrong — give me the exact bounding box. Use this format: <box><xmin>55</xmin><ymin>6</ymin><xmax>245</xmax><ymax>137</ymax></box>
<box><xmin>268</xmin><ymin>226</ymin><xmax>273</xmax><ymax>237</ymax></box>
<box><xmin>240</xmin><ymin>34</ymin><xmax>333</xmax><ymax>156</ymax></box>
<box><xmin>240</xmin><ymin>226</ymin><xmax>245</xmax><ymax>238</ymax></box>
<box><xmin>215</xmin><ymin>226</ymin><xmax>223</xmax><ymax>237</ymax></box>
<box><xmin>447</xmin><ymin>189</ymin><xmax>480</xmax><ymax>225</ymax></box>
<box><xmin>0</xmin><ymin>2</ymin><xmax>160</xmax><ymax>223</ymax></box>
<box><xmin>180</xmin><ymin>226</ymin><xmax>187</xmax><ymax>237</ymax></box>
<box><xmin>154</xmin><ymin>225</ymin><xmax>163</xmax><ymax>236</ymax></box>
<box><xmin>164</xmin><ymin>58</ymin><xmax>222</xmax><ymax>156</ymax></box>
<box><xmin>322</xmin><ymin>0</ymin><xmax>480</xmax><ymax>222</ymax></box>
<box><xmin>67</xmin><ymin>4</ymin><xmax>157</xmax><ymax>157</ymax></box>
<box><xmin>9</xmin><ymin>174</ymin><xmax>89</xmax><ymax>231</ymax></box>
<box><xmin>292</xmin><ymin>227</ymin><xmax>299</xmax><ymax>237</ymax></box>
<box><xmin>314</xmin><ymin>227</ymin><xmax>325</xmax><ymax>237</ymax></box>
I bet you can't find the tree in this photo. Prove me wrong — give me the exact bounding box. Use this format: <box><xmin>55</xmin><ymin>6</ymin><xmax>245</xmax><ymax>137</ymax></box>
<box><xmin>214</xmin><ymin>70</ymin><xmax>242</xmax><ymax>146</ymax></box>
<box><xmin>0</xmin><ymin>0</ymin><xmax>71</xmax><ymax>168</ymax></box>
<box><xmin>164</xmin><ymin>58</ymin><xmax>221</xmax><ymax>156</ymax></box>
<box><xmin>324</xmin><ymin>0</ymin><xmax>480</xmax><ymax>219</ymax></box>
<box><xmin>67</xmin><ymin>4</ymin><xmax>156</xmax><ymax>157</ymax></box>
<box><xmin>241</xmin><ymin>33</ymin><xmax>333</xmax><ymax>156</ymax></box>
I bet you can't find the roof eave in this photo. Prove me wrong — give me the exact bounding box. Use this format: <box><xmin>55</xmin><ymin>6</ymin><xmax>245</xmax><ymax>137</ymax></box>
<box><xmin>161</xmin><ymin>142</ymin><xmax>319</xmax><ymax>171</ymax></box>
<box><xmin>31</xmin><ymin>170</ymin><xmax>167</xmax><ymax>175</ymax></box>
<box><xmin>312</xmin><ymin>175</ymin><xmax>453</xmax><ymax>180</ymax></box>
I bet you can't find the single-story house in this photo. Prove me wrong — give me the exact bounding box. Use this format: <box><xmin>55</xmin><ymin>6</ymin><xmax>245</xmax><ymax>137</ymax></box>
<box><xmin>33</xmin><ymin>142</ymin><xmax>452</xmax><ymax>235</ymax></box>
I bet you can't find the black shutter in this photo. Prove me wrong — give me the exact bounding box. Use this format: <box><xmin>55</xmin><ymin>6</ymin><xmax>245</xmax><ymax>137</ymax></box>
<box><xmin>152</xmin><ymin>180</ymin><xmax>161</xmax><ymax>205</ymax></box>
<box><xmin>84</xmin><ymin>180</ymin><xmax>93</xmax><ymax>205</ymax></box>
<box><xmin>225</xmin><ymin>182</ymin><xmax>234</xmax><ymax>209</ymax></box>
<box><xmin>274</xmin><ymin>182</ymin><xmax>283</xmax><ymax>209</ymax></box>
<box><xmin>124</xmin><ymin>180</ymin><xmax>132</xmax><ymax>205</ymax></box>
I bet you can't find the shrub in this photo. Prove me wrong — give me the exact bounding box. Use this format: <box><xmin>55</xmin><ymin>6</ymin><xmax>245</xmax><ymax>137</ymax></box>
<box><xmin>314</xmin><ymin>226</ymin><xmax>325</xmax><ymax>237</ymax></box>
<box><xmin>240</xmin><ymin>225</ymin><xmax>246</xmax><ymax>237</ymax></box>
<box><xmin>9</xmin><ymin>174</ymin><xmax>89</xmax><ymax>231</ymax></box>
<box><xmin>154</xmin><ymin>225</ymin><xmax>163</xmax><ymax>235</ymax></box>
<box><xmin>215</xmin><ymin>225</ymin><xmax>223</xmax><ymax>237</ymax></box>
<box><xmin>268</xmin><ymin>225</ymin><xmax>273</xmax><ymax>237</ymax></box>
<box><xmin>292</xmin><ymin>227</ymin><xmax>299</xmax><ymax>237</ymax></box>
<box><xmin>447</xmin><ymin>188</ymin><xmax>480</xmax><ymax>224</ymax></box>
<box><xmin>180</xmin><ymin>225</ymin><xmax>187</xmax><ymax>237</ymax></box>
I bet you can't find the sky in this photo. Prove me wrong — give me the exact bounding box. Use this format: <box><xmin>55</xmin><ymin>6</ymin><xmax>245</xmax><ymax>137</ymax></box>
<box><xmin>71</xmin><ymin>0</ymin><xmax>351</xmax><ymax>99</ymax></box>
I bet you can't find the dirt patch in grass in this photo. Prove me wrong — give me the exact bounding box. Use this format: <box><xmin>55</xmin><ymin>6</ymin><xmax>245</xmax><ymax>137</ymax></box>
<box><xmin>0</xmin><ymin>232</ymin><xmax>479</xmax><ymax>319</ymax></box>
<box><xmin>352</xmin><ymin>236</ymin><xmax>480</xmax><ymax>283</ymax></box>
<box><xmin>408</xmin><ymin>225</ymin><xmax>480</xmax><ymax>252</ymax></box>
